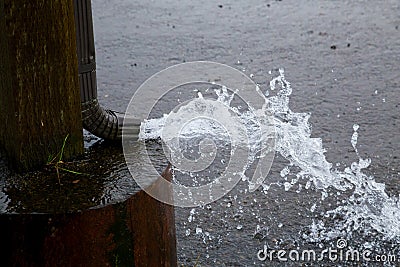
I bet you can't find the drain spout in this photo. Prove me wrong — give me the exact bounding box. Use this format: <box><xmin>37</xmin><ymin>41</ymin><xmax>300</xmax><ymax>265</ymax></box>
<box><xmin>73</xmin><ymin>0</ymin><xmax>139</xmax><ymax>141</ymax></box>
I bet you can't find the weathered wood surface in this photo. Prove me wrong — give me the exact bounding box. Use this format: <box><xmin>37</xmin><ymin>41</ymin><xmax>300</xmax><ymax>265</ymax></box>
<box><xmin>0</xmin><ymin>166</ymin><xmax>177</xmax><ymax>267</ymax></box>
<box><xmin>0</xmin><ymin>0</ymin><xmax>83</xmax><ymax>171</ymax></box>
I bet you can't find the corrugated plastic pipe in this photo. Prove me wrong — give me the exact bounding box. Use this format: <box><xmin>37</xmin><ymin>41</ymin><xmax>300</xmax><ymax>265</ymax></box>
<box><xmin>73</xmin><ymin>0</ymin><xmax>139</xmax><ymax>141</ymax></box>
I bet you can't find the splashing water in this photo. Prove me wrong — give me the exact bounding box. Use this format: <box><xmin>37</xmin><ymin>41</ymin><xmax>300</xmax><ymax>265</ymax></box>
<box><xmin>139</xmin><ymin>68</ymin><xmax>400</xmax><ymax>243</ymax></box>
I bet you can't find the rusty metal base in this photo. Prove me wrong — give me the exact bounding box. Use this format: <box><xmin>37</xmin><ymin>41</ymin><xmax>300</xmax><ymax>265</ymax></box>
<box><xmin>0</xmin><ymin>168</ymin><xmax>177</xmax><ymax>267</ymax></box>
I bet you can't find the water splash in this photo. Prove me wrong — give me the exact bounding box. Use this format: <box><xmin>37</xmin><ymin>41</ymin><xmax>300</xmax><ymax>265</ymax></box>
<box><xmin>266</xmin><ymin>71</ymin><xmax>400</xmax><ymax>242</ymax></box>
<box><xmin>139</xmin><ymin>68</ymin><xmax>400</xmax><ymax>242</ymax></box>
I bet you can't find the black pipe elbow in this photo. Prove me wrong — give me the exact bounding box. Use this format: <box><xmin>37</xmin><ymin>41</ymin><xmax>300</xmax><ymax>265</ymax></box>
<box><xmin>81</xmin><ymin>99</ymin><xmax>140</xmax><ymax>141</ymax></box>
<box><xmin>81</xmin><ymin>99</ymin><xmax>123</xmax><ymax>141</ymax></box>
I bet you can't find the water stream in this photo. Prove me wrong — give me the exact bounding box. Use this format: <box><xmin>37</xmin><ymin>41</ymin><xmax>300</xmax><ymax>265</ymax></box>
<box><xmin>139</xmin><ymin>68</ymin><xmax>399</xmax><ymax>262</ymax></box>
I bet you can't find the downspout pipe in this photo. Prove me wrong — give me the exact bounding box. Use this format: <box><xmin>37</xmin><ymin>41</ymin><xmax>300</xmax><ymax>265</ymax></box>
<box><xmin>73</xmin><ymin>0</ymin><xmax>140</xmax><ymax>141</ymax></box>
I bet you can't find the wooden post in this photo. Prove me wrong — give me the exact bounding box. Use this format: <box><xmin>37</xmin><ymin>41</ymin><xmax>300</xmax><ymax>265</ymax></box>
<box><xmin>0</xmin><ymin>0</ymin><xmax>83</xmax><ymax>171</ymax></box>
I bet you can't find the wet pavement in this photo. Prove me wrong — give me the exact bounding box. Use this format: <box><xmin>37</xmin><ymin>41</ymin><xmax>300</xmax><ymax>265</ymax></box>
<box><xmin>93</xmin><ymin>0</ymin><xmax>399</xmax><ymax>183</ymax></box>
<box><xmin>1</xmin><ymin>0</ymin><xmax>399</xmax><ymax>266</ymax></box>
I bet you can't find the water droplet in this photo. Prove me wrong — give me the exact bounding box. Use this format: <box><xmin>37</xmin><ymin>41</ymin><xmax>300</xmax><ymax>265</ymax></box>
<box><xmin>280</xmin><ymin>166</ymin><xmax>290</xmax><ymax>177</ymax></box>
<box><xmin>310</xmin><ymin>203</ymin><xmax>317</xmax><ymax>212</ymax></box>
<box><xmin>284</xmin><ymin>182</ymin><xmax>292</xmax><ymax>191</ymax></box>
